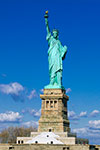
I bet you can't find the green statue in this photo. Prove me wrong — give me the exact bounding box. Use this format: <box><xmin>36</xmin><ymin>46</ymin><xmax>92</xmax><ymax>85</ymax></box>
<box><xmin>44</xmin><ymin>11</ymin><xmax>67</xmax><ymax>89</ymax></box>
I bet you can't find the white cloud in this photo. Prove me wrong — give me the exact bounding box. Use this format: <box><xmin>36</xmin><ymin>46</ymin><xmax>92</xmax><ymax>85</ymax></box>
<box><xmin>0</xmin><ymin>83</ymin><xmax>39</xmax><ymax>102</ymax></box>
<box><xmin>72</xmin><ymin>126</ymin><xmax>100</xmax><ymax>145</ymax></box>
<box><xmin>0</xmin><ymin>82</ymin><xmax>25</xmax><ymax>102</ymax></box>
<box><xmin>68</xmin><ymin>111</ymin><xmax>79</xmax><ymax>120</ymax></box>
<box><xmin>68</xmin><ymin>110</ymin><xmax>87</xmax><ymax>120</ymax></box>
<box><xmin>73</xmin><ymin>126</ymin><xmax>100</xmax><ymax>138</ymax></box>
<box><xmin>0</xmin><ymin>82</ymin><xmax>24</xmax><ymax>95</ymax></box>
<box><xmin>0</xmin><ymin>111</ymin><xmax>22</xmax><ymax>122</ymax></box>
<box><xmin>22</xmin><ymin>108</ymin><xmax>41</xmax><ymax>117</ymax></box>
<box><xmin>66</xmin><ymin>88</ymin><xmax>72</xmax><ymax>94</ymax></box>
<box><xmin>27</xmin><ymin>89</ymin><xmax>37</xmax><ymax>100</ymax></box>
<box><xmin>68</xmin><ymin>111</ymin><xmax>75</xmax><ymax>117</ymax></box>
<box><xmin>34</xmin><ymin>109</ymin><xmax>41</xmax><ymax>117</ymax></box>
<box><xmin>79</xmin><ymin>111</ymin><xmax>87</xmax><ymax>117</ymax></box>
<box><xmin>73</xmin><ymin>128</ymin><xmax>87</xmax><ymax>134</ymax></box>
<box><xmin>90</xmin><ymin>110</ymin><xmax>100</xmax><ymax>117</ymax></box>
<box><xmin>89</xmin><ymin>120</ymin><xmax>100</xmax><ymax>129</ymax></box>
<box><xmin>22</xmin><ymin>121</ymin><xmax>38</xmax><ymax>128</ymax></box>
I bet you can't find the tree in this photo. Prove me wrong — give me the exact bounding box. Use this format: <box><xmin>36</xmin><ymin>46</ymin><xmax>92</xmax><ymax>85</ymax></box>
<box><xmin>0</xmin><ymin>126</ymin><xmax>37</xmax><ymax>143</ymax></box>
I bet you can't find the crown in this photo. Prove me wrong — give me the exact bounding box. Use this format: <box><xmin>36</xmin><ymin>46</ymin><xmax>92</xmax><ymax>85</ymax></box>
<box><xmin>52</xmin><ymin>29</ymin><xmax>59</xmax><ymax>34</ymax></box>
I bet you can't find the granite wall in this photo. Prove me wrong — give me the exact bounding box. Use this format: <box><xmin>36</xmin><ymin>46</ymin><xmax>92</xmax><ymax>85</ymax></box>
<box><xmin>0</xmin><ymin>144</ymin><xmax>97</xmax><ymax>150</ymax></box>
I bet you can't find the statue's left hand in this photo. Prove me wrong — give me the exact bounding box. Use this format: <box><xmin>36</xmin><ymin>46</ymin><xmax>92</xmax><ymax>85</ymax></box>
<box><xmin>62</xmin><ymin>46</ymin><xmax>67</xmax><ymax>60</ymax></box>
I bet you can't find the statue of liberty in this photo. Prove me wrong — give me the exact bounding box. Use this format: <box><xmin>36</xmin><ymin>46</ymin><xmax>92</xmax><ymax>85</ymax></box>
<box><xmin>44</xmin><ymin>11</ymin><xmax>67</xmax><ymax>89</ymax></box>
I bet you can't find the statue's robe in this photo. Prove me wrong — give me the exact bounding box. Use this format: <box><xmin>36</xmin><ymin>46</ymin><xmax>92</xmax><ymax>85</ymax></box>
<box><xmin>46</xmin><ymin>33</ymin><xmax>67</xmax><ymax>80</ymax></box>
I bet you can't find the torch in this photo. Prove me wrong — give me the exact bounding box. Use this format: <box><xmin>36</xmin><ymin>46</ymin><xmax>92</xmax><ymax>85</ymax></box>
<box><xmin>44</xmin><ymin>10</ymin><xmax>49</xmax><ymax>18</ymax></box>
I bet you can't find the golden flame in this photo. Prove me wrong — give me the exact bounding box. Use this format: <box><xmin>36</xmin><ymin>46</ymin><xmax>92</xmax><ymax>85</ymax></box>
<box><xmin>45</xmin><ymin>10</ymin><xmax>48</xmax><ymax>14</ymax></box>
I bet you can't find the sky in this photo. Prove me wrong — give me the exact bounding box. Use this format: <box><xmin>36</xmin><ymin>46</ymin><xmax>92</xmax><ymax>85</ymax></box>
<box><xmin>0</xmin><ymin>0</ymin><xmax>100</xmax><ymax>145</ymax></box>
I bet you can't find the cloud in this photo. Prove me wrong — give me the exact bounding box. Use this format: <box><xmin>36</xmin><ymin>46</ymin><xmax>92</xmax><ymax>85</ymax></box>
<box><xmin>27</xmin><ymin>89</ymin><xmax>37</xmax><ymax>100</ymax></box>
<box><xmin>22</xmin><ymin>121</ymin><xmax>38</xmax><ymax>128</ymax></box>
<box><xmin>0</xmin><ymin>82</ymin><xmax>25</xmax><ymax>102</ymax></box>
<box><xmin>90</xmin><ymin>110</ymin><xmax>100</xmax><ymax>117</ymax></box>
<box><xmin>73</xmin><ymin>128</ymin><xmax>87</xmax><ymax>134</ymax></box>
<box><xmin>73</xmin><ymin>128</ymin><xmax>100</xmax><ymax>145</ymax></box>
<box><xmin>79</xmin><ymin>111</ymin><xmax>87</xmax><ymax>117</ymax></box>
<box><xmin>89</xmin><ymin>120</ymin><xmax>100</xmax><ymax>129</ymax></box>
<box><xmin>0</xmin><ymin>82</ymin><xmax>24</xmax><ymax>95</ymax></box>
<box><xmin>72</xmin><ymin>119</ymin><xmax>100</xmax><ymax>145</ymax></box>
<box><xmin>0</xmin><ymin>82</ymin><xmax>40</xmax><ymax>102</ymax></box>
<box><xmin>34</xmin><ymin>109</ymin><xmax>41</xmax><ymax>117</ymax></box>
<box><xmin>28</xmin><ymin>109</ymin><xmax>36</xmax><ymax>115</ymax></box>
<box><xmin>40</xmin><ymin>89</ymin><xmax>43</xmax><ymax>93</ymax></box>
<box><xmin>22</xmin><ymin>108</ymin><xmax>41</xmax><ymax>117</ymax></box>
<box><xmin>66</xmin><ymin>88</ymin><xmax>72</xmax><ymax>94</ymax></box>
<box><xmin>68</xmin><ymin>111</ymin><xmax>79</xmax><ymax>120</ymax></box>
<box><xmin>68</xmin><ymin>110</ymin><xmax>87</xmax><ymax>121</ymax></box>
<box><xmin>0</xmin><ymin>111</ymin><xmax>22</xmax><ymax>123</ymax></box>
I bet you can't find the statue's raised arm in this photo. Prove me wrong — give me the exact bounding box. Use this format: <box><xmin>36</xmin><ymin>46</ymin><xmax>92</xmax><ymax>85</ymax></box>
<box><xmin>44</xmin><ymin>11</ymin><xmax>51</xmax><ymax>35</ymax></box>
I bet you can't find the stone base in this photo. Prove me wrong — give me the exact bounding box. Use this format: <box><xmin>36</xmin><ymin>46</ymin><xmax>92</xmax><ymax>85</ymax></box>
<box><xmin>0</xmin><ymin>143</ymin><xmax>95</xmax><ymax>150</ymax></box>
<box><xmin>38</xmin><ymin>89</ymin><xmax>70</xmax><ymax>132</ymax></box>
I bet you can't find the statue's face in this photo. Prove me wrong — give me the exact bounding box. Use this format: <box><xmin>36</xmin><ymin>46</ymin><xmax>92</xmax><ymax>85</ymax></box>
<box><xmin>53</xmin><ymin>31</ymin><xmax>58</xmax><ymax>39</ymax></box>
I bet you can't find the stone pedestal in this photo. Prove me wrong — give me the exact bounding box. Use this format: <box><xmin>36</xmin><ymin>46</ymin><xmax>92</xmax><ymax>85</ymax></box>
<box><xmin>38</xmin><ymin>89</ymin><xmax>70</xmax><ymax>132</ymax></box>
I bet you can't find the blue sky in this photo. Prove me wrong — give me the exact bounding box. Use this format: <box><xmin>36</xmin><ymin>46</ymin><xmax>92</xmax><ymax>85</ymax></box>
<box><xmin>0</xmin><ymin>0</ymin><xmax>100</xmax><ymax>145</ymax></box>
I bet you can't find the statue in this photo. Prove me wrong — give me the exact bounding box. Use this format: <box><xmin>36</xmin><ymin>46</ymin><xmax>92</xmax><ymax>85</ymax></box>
<box><xmin>44</xmin><ymin>11</ymin><xmax>67</xmax><ymax>89</ymax></box>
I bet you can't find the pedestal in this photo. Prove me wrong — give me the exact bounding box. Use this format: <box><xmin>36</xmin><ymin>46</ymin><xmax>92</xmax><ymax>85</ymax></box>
<box><xmin>38</xmin><ymin>89</ymin><xmax>70</xmax><ymax>132</ymax></box>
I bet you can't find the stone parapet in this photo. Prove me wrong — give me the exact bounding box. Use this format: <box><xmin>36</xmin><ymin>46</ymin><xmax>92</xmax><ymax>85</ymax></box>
<box><xmin>40</xmin><ymin>89</ymin><xmax>69</xmax><ymax>100</ymax></box>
